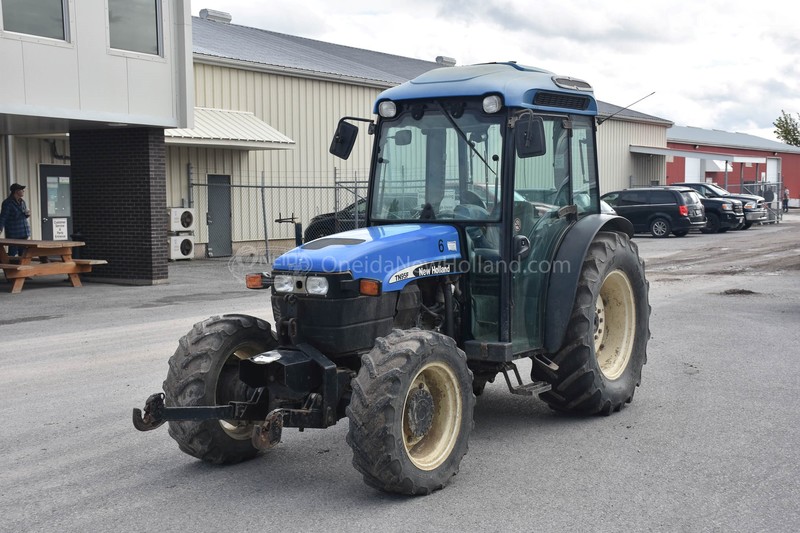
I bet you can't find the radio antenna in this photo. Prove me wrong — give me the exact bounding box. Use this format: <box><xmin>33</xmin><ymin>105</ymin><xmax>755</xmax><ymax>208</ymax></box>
<box><xmin>597</xmin><ymin>92</ymin><xmax>655</xmax><ymax>125</ymax></box>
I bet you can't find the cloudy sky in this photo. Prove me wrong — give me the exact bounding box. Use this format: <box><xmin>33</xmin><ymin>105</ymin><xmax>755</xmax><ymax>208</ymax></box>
<box><xmin>192</xmin><ymin>0</ymin><xmax>799</xmax><ymax>142</ymax></box>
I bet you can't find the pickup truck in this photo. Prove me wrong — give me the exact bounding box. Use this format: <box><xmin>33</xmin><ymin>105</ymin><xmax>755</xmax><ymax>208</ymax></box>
<box><xmin>673</xmin><ymin>182</ymin><xmax>766</xmax><ymax>229</ymax></box>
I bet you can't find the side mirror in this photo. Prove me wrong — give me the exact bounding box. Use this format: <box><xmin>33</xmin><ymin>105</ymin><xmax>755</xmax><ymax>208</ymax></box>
<box><xmin>394</xmin><ymin>129</ymin><xmax>412</xmax><ymax>146</ymax></box>
<box><xmin>330</xmin><ymin>120</ymin><xmax>359</xmax><ymax>160</ymax></box>
<box><xmin>515</xmin><ymin>115</ymin><xmax>546</xmax><ymax>158</ymax></box>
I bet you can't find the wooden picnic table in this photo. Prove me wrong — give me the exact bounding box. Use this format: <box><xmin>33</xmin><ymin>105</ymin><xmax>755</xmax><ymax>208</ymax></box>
<box><xmin>0</xmin><ymin>238</ymin><xmax>107</xmax><ymax>294</ymax></box>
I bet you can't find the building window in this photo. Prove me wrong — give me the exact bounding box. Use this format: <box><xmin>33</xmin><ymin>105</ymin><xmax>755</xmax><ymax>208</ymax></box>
<box><xmin>1</xmin><ymin>0</ymin><xmax>69</xmax><ymax>41</ymax></box>
<box><xmin>108</xmin><ymin>0</ymin><xmax>161</xmax><ymax>56</ymax></box>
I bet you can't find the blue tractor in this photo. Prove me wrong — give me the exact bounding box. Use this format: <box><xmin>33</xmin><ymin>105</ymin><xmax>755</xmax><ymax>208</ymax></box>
<box><xmin>134</xmin><ymin>62</ymin><xmax>650</xmax><ymax>495</ymax></box>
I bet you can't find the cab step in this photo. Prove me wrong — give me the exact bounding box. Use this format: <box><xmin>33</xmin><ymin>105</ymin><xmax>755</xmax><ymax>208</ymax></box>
<box><xmin>501</xmin><ymin>362</ymin><xmax>552</xmax><ymax>396</ymax></box>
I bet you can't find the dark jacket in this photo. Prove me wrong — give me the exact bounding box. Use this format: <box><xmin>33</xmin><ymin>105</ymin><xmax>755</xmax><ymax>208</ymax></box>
<box><xmin>0</xmin><ymin>196</ymin><xmax>31</xmax><ymax>239</ymax></box>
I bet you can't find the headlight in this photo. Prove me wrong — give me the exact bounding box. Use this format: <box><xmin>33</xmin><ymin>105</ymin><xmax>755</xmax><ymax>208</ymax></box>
<box><xmin>721</xmin><ymin>203</ymin><xmax>732</xmax><ymax>210</ymax></box>
<box><xmin>306</xmin><ymin>276</ymin><xmax>329</xmax><ymax>296</ymax></box>
<box><xmin>273</xmin><ymin>275</ymin><xmax>294</xmax><ymax>293</ymax></box>
<box><xmin>744</xmin><ymin>202</ymin><xmax>755</xmax><ymax>209</ymax></box>
<box><xmin>482</xmin><ymin>95</ymin><xmax>503</xmax><ymax>113</ymax></box>
<box><xmin>378</xmin><ymin>100</ymin><xmax>397</xmax><ymax>118</ymax></box>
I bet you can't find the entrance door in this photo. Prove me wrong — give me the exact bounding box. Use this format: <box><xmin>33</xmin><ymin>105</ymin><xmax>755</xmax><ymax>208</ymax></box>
<box><xmin>206</xmin><ymin>175</ymin><xmax>232</xmax><ymax>257</ymax></box>
<box><xmin>39</xmin><ymin>164</ymin><xmax>72</xmax><ymax>240</ymax></box>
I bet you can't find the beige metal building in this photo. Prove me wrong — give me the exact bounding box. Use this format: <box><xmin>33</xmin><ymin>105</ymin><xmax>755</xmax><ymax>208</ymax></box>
<box><xmin>167</xmin><ymin>11</ymin><xmax>672</xmax><ymax>257</ymax></box>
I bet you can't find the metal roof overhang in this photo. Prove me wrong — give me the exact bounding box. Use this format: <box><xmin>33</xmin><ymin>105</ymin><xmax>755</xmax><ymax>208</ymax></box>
<box><xmin>630</xmin><ymin>145</ymin><xmax>766</xmax><ymax>164</ymax></box>
<box><xmin>165</xmin><ymin>107</ymin><xmax>295</xmax><ymax>150</ymax></box>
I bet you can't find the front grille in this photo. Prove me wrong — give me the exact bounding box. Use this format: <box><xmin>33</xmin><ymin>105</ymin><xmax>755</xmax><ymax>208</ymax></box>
<box><xmin>533</xmin><ymin>91</ymin><xmax>590</xmax><ymax>110</ymax></box>
<box><xmin>734</xmin><ymin>205</ymin><xmax>744</xmax><ymax>214</ymax></box>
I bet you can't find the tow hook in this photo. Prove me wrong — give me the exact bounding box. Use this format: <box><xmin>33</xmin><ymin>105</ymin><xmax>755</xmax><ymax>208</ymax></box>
<box><xmin>132</xmin><ymin>393</ymin><xmax>167</xmax><ymax>432</ymax></box>
<box><xmin>251</xmin><ymin>409</ymin><xmax>284</xmax><ymax>450</ymax></box>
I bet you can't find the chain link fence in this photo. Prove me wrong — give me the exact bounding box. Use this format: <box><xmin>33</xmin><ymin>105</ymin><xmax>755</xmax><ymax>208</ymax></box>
<box><xmin>189</xmin><ymin>169</ymin><xmax>369</xmax><ymax>263</ymax></box>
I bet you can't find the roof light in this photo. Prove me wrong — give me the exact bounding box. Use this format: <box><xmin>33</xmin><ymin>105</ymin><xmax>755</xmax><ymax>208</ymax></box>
<box><xmin>482</xmin><ymin>95</ymin><xmax>502</xmax><ymax>114</ymax></box>
<box><xmin>379</xmin><ymin>101</ymin><xmax>397</xmax><ymax>118</ymax></box>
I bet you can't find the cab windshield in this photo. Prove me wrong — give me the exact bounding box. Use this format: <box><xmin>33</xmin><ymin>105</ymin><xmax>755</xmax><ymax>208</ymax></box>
<box><xmin>370</xmin><ymin>105</ymin><xmax>504</xmax><ymax>222</ymax></box>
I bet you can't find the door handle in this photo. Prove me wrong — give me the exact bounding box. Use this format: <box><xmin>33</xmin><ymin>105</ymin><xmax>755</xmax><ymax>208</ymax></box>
<box><xmin>206</xmin><ymin>213</ymin><xmax>212</xmax><ymax>225</ymax></box>
<box><xmin>513</xmin><ymin>234</ymin><xmax>531</xmax><ymax>259</ymax></box>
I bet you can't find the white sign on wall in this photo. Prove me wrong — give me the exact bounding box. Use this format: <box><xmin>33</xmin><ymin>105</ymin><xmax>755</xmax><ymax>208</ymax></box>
<box><xmin>53</xmin><ymin>218</ymin><xmax>68</xmax><ymax>240</ymax></box>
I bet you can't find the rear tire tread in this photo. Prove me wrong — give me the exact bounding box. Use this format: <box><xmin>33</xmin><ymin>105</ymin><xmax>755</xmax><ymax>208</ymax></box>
<box><xmin>533</xmin><ymin>232</ymin><xmax>650</xmax><ymax>415</ymax></box>
<box><xmin>163</xmin><ymin>314</ymin><xmax>277</xmax><ymax>464</ymax></box>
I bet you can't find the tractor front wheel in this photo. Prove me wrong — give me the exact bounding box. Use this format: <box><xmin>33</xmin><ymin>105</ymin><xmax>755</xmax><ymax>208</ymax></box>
<box><xmin>163</xmin><ymin>314</ymin><xmax>278</xmax><ymax>463</ymax></box>
<box><xmin>533</xmin><ymin>231</ymin><xmax>650</xmax><ymax>415</ymax></box>
<box><xmin>346</xmin><ymin>329</ymin><xmax>474</xmax><ymax>495</ymax></box>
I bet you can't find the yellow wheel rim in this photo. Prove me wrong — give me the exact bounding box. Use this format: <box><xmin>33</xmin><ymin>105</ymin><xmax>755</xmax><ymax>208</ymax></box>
<box><xmin>594</xmin><ymin>270</ymin><xmax>636</xmax><ymax>380</ymax></box>
<box><xmin>402</xmin><ymin>361</ymin><xmax>462</xmax><ymax>471</ymax></box>
<box><xmin>218</xmin><ymin>346</ymin><xmax>262</xmax><ymax>440</ymax></box>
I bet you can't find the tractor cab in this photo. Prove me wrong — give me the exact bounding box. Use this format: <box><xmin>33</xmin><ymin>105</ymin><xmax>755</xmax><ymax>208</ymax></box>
<box><xmin>331</xmin><ymin>62</ymin><xmax>601</xmax><ymax>353</ymax></box>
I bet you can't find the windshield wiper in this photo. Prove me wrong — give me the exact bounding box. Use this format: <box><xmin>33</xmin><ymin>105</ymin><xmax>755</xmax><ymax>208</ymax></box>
<box><xmin>436</xmin><ymin>101</ymin><xmax>497</xmax><ymax>177</ymax></box>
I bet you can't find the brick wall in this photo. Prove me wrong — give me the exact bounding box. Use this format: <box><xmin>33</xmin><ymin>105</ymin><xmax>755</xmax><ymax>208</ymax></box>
<box><xmin>69</xmin><ymin>128</ymin><xmax>168</xmax><ymax>284</ymax></box>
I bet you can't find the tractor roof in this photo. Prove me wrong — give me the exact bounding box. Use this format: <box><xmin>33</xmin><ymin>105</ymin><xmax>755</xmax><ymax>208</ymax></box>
<box><xmin>375</xmin><ymin>62</ymin><xmax>597</xmax><ymax>116</ymax></box>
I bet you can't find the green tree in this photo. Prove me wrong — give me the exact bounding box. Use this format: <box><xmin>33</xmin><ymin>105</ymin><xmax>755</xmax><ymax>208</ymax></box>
<box><xmin>774</xmin><ymin>110</ymin><xmax>800</xmax><ymax>146</ymax></box>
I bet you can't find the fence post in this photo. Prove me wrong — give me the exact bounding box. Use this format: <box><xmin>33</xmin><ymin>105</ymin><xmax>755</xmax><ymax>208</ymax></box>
<box><xmin>261</xmin><ymin>171</ymin><xmax>270</xmax><ymax>261</ymax></box>
<box><xmin>354</xmin><ymin>171</ymin><xmax>360</xmax><ymax>229</ymax></box>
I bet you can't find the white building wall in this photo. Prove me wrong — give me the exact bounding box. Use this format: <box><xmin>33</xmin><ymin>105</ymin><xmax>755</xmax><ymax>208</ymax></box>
<box><xmin>0</xmin><ymin>0</ymin><xmax>193</xmax><ymax>128</ymax></box>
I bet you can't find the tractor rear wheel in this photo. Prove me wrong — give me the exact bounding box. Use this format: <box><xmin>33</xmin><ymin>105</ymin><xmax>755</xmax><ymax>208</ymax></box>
<box><xmin>346</xmin><ymin>329</ymin><xmax>474</xmax><ymax>495</ymax></box>
<box><xmin>163</xmin><ymin>314</ymin><xmax>277</xmax><ymax>463</ymax></box>
<box><xmin>533</xmin><ymin>231</ymin><xmax>650</xmax><ymax>415</ymax></box>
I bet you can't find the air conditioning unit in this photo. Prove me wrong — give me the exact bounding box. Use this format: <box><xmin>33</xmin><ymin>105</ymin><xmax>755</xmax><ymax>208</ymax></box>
<box><xmin>169</xmin><ymin>207</ymin><xmax>196</xmax><ymax>232</ymax></box>
<box><xmin>169</xmin><ymin>235</ymin><xmax>195</xmax><ymax>260</ymax></box>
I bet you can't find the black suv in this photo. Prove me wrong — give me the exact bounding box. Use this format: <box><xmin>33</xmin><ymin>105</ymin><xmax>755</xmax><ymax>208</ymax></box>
<box><xmin>601</xmin><ymin>186</ymin><xmax>706</xmax><ymax>237</ymax></box>
<box><xmin>672</xmin><ymin>182</ymin><xmax>767</xmax><ymax>229</ymax></box>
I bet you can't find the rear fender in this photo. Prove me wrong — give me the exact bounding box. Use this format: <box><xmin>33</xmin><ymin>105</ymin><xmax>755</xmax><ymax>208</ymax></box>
<box><xmin>543</xmin><ymin>214</ymin><xmax>633</xmax><ymax>354</ymax></box>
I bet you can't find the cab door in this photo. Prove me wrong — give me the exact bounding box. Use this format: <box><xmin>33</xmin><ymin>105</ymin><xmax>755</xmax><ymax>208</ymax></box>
<box><xmin>510</xmin><ymin>115</ymin><xmax>598</xmax><ymax>351</ymax></box>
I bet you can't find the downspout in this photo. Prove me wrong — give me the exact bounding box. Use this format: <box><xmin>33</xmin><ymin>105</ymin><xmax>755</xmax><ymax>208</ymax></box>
<box><xmin>4</xmin><ymin>135</ymin><xmax>15</xmax><ymax>191</ymax></box>
<box><xmin>187</xmin><ymin>162</ymin><xmax>194</xmax><ymax>208</ymax></box>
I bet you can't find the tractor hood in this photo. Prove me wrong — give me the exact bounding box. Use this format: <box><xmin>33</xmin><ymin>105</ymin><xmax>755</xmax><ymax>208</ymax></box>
<box><xmin>272</xmin><ymin>224</ymin><xmax>463</xmax><ymax>290</ymax></box>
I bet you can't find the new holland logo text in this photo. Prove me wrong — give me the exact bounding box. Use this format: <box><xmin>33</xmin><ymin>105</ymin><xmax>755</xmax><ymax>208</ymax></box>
<box><xmin>389</xmin><ymin>262</ymin><xmax>453</xmax><ymax>284</ymax></box>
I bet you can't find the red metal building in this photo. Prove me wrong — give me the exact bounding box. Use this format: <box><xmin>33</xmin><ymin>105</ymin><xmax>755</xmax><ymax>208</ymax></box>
<box><xmin>664</xmin><ymin>126</ymin><xmax>800</xmax><ymax>207</ymax></box>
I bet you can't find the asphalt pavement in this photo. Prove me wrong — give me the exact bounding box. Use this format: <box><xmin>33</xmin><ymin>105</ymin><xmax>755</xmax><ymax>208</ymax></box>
<box><xmin>1</xmin><ymin>215</ymin><xmax>799</xmax><ymax>532</ymax></box>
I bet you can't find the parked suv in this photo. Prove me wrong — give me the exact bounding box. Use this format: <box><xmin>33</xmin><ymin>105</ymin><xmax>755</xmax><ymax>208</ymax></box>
<box><xmin>673</xmin><ymin>182</ymin><xmax>767</xmax><ymax>229</ymax></box>
<box><xmin>697</xmin><ymin>196</ymin><xmax>744</xmax><ymax>234</ymax></box>
<box><xmin>601</xmin><ymin>186</ymin><xmax>706</xmax><ymax>238</ymax></box>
